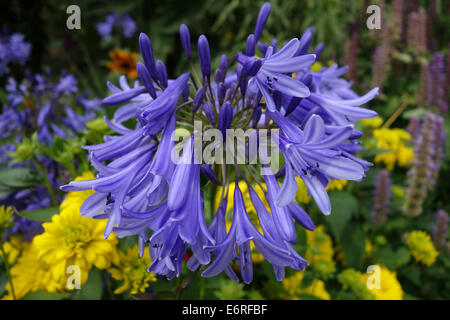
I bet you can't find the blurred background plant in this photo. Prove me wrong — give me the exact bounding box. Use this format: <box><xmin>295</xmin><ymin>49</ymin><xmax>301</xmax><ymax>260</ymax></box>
<box><xmin>0</xmin><ymin>0</ymin><xmax>449</xmax><ymax>300</ymax></box>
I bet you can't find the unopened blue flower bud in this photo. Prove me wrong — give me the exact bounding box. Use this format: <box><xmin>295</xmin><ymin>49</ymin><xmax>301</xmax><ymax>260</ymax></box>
<box><xmin>139</xmin><ymin>33</ymin><xmax>157</xmax><ymax>79</ymax></box>
<box><xmin>219</xmin><ymin>54</ymin><xmax>228</xmax><ymax>71</ymax></box>
<box><xmin>181</xmin><ymin>83</ymin><xmax>190</xmax><ymax>102</ymax></box>
<box><xmin>136</xmin><ymin>62</ymin><xmax>157</xmax><ymax>99</ymax></box>
<box><xmin>179</xmin><ymin>24</ymin><xmax>192</xmax><ymax>60</ymax></box>
<box><xmin>245</xmin><ymin>34</ymin><xmax>256</xmax><ymax>56</ymax></box>
<box><xmin>295</xmin><ymin>27</ymin><xmax>313</xmax><ymax>56</ymax></box>
<box><xmin>254</xmin><ymin>2</ymin><xmax>271</xmax><ymax>42</ymax></box>
<box><xmin>313</xmin><ymin>43</ymin><xmax>325</xmax><ymax>59</ymax></box>
<box><xmin>217</xmin><ymin>83</ymin><xmax>226</xmax><ymax>106</ymax></box>
<box><xmin>198</xmin><ymin>35</ymin><xmax>211</xmax><ymax>77</ymax></box>
<box><xmin>203</xmin><ymin>101</ymin><xmax>216</xmax><ymax>126</ymax></box>
<box><xmin>156</xmin><ymin>60</ymin><xmax>168</xmax><ymax>88</ymax></box>
<box><xmin>193</xmin><ymin>87</ymin><xmax>205</xmax><ymax>113</ymax></box>
<box><xmin>219</xmin><ymin>101</ymin><xmax>233</xmax><ymax>138</ymax></box>
<box><xmin>271</xmin><ymin>38</ymin><xmax>278</xmax><ymax>52</ymax></box>
<box><xmin>214</xmin><ymin>69</ymin><xmax>224</xmax><ymax>84</ymax></box>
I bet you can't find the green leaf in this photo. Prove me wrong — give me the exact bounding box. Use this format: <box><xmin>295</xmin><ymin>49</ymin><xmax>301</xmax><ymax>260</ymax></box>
<box><xmin>376</xmin><ymin>246</ymin><xmax>396</xmax><ymax>269</ymax></box>
<box><xmin>21</xmin><ymin>290</ymin><xmax>68</xmax><ymax>300</ymax></box>
<box><xmin>394</xmin><ymin>247</ymin><xmax>411</xmax><ymax>269</ymax></box>
<box><xmin>402</xmin><ymin>266</ymin><xmax>421</xmax><ymax>287</ymax></box>
<box><xmin>325</xmin><ymin>191</ymin><xmax>358</xmax><ymax>241</ymax></box>
<box><xmin>0</xmin><ymin>272</ymin><xmax>8</xmax><ymax>297</ymax></box>
<box><xmin>300</xmin><ymin>272</ymin><xmax>315</xmax><ymax>288</ymax></box>
<box><xmin>0</xmin><ymin>183</ymin><xmax>14</xmax><ymax>198</ymax></box>
<box><xmin>18</xmin><ymin>207</ymin><xmax>58</xmax><ymax>222</ymax></box>
<box><xmin>341</xmin><ymin>223</ymin><xmax>365</xmax><ymax>268</ymax></box>
<box><xmin>76</xmin><ymin>268</ymin><xmax>103</xmax><ymax>300</ymax></box>
<box><xmin>0</xmin><ymin>167</ymin><xmax>43</xmax><ymax>189</ymax></box>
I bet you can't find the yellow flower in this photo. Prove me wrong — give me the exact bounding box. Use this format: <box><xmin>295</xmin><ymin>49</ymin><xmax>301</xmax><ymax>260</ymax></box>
<box><xmin>2</xmin><ymin>241</ymin><xmax>64</xmax><ymax>300</ymax></box>
<box><xmin>373</xmin><ymin>128</ymin><xmax>414</xmax><ymax>170</ymax></box>
<box><xmin>361</xmin><ymin>265</ymin><xmax>403</xmax><ymax>300</ymax></box>
<box><xmin>360</xmin><ymin>116</ymin><xmax>383</xmax><ymax>128</ymax></box>
<box><xmin>1</xmin><ymin>235</ymin><xmax>25</xmax><ymax>265</ymax></box>
<box><xmin>106</xmin><ymin>49</ymin><xmax>138</xmax><ymax>78</ymax></box>
<box><xmin>325</xmin><ymin>179</ymin><xmax>348</xmax><ymax>191</ymax></box>
<box><xmin>0</xmin><ymin>205</ymin><xmax>14</xmax><ymax>230</ymax></box>
<box><xmin>305</xmin><ymin>225</ymin><xmax>336</xmax><ymax>277</ymax></box>
<box><xmin>404</xmin><ymin>231</ymin><xmax>438</xmax><ymax>266</ymax></box>
<box><xmin>34</xmin><ymin>172</ymin><xmax>119</xmax><ymax>286</ymax></box>
<box><xmin>282</xmin><ymin>272</ymin><xmax>330</xmax><ymax>300</ymax></box>
<box><xmin>108</xmin><ymin>245</ymin><xmax>156</xmax><ymax>294</ymax></box>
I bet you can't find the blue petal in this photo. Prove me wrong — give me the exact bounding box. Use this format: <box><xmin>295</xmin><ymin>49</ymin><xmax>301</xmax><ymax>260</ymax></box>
<box><xmin>276</xmin><ymin>161</ymin><xmax>297</xmax><ymax>206</ymax></box>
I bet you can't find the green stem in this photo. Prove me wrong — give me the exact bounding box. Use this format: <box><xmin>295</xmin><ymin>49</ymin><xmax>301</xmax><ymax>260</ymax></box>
<box><xmin>0</xmin><ymin>240</ymin><xmax>16</xmax><ymax>300</ymax></box>
<box><xmin>175</xmin><ymin>267</ymin><xmax>201</xmax><ymax>300</ymax></box>
<box><xmin>189</xmin><ymin>61</ymin><xmax>202</xmax><ymax>90</ymax></box>
<box><xmin>335</xmin><ymin>288</ymin><xmax>344</xmax><ymax>300</ymax></box>
<box><xmin>32</xmin><ymin>158</ymin><xmax>58</xmax><ymax>207</ymax></box>
<box><xmin>65</xmin><ymin>161</ymin><xmax>77</xmax><ymax>179</ymax></box>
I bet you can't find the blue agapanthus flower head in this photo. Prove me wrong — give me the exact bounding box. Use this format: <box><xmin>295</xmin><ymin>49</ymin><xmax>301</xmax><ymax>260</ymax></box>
<box><xmin>62</xmin><ymin>2</ymin><xmax>378</xmax><ymax>283</ymax></box>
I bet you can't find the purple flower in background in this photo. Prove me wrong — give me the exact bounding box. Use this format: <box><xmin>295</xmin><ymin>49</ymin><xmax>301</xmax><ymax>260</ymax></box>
<box><xmin>427</xmin><ymin>52</ymin><xmax>448</xmax><ymax>116</ymax></box>
<box><xmin>0</xmin><ymin>70</ymin><xmax>102</xmax><ymax>238</ymax></box>
<box><xmin>429</xmin><ymin>114</ymin><xmax>445</xmax><ymax>187</ymax></box>
<box><xmin>97</xmin><ymin>14</ymin><xmax>116</xmax><ymax>39</ymax></box>
<box><xmin>97</xmin><ymin>13</ymin><xmax>137</xmax><ymax>40</ymax></box>
<box><xmin>407</xmin><ymin>116</ymin><xmax>421</xmax><ymax>140</ymax></box>
<box><xmin>371</xmin><ymin>170</ymin><xmax>392</xmax><ymax>228</ymax></box>
<box><xmin>61</xmin><ymin>2</ymin><xmax>377</xmax><ymax>282</ymax></box>
<box><xmin>8</xmin><ymin>33</ymin><xmax>31</xmax><ymax>65</ymax></box>
<box><xmin>3</xmin><ymin>71</ymin><xmax>100</xmax><ymax>145</ymax></box>
<box><xmin>0</xmin><ymin>32</ymin><xmax>31</xmax><ymax>75</ymax></box>
<box><xmin>56</xmin><ymin>74</ymin><xmax>78</xmax><ymax>95</ymax></box>
<box><xmin>121</xmin><ymin>14</ymin><xmax>137</xmax><ymax>38</ymax></box>
<box><xmin>432</xmin><ymin>209</ymin><xmax>448</xmax><ymax>249</ymax></box>
<box><xmin>403</xmin><ymin>113</ymin><xmax>443</xmax><ymax>217</ymax></box>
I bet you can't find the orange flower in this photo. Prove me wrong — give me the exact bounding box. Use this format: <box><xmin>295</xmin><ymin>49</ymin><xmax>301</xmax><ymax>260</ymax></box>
<box><xmin>106</xmin><ymin>49</ymin><xmax>138</xmax><ymax>78</ymax></box>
